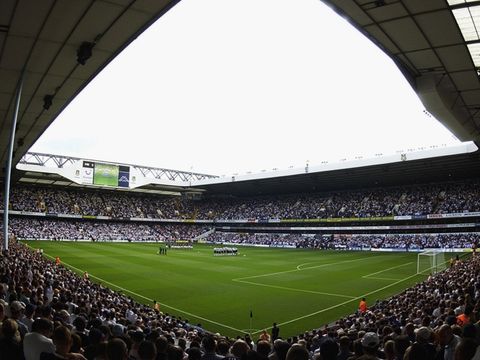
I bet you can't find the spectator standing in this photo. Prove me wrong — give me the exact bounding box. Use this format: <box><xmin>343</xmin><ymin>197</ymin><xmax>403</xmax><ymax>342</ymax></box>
<box><xmin>23</xmin><ymin>318</ymin><xmax>55</xmax><ymax>360</ymax></box>
<box><xmin>272</xmin><ymin>323</ymin><xmax>280</xmax><ymax>342</ymax></box>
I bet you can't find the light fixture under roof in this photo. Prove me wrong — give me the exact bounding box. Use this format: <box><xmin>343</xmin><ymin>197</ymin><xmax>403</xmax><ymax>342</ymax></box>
<box><xmin>448</xmin><ymin>0</ymin><xmax>478</xmax><ymax>4</ymax></box>
<box><xmin>468</xmin><ymin>43</ymin><xmax>480</xmax><ymax>67</ymax></box>
<box><xmin>452</xmin><ymin>6</ymin><xmax>480</xmax><ymax>42</ymax></box>
<box><xmin>449</xmin><ymin>2</ymin><xmax>480</xmax><ymax>67</ymax></box>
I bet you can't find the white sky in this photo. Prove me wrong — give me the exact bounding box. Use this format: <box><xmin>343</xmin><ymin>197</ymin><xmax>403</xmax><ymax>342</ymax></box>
<box><xmin>30</xmin><ymin>0</ymin><xmax>460</xmax><ymax>176</ymax></box>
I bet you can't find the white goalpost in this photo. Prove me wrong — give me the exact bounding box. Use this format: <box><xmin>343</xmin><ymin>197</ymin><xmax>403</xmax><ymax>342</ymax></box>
<box><xmin>417</xmin><ymin>250</ymin><xmax>447</xmax><ymax>275</ymax></box>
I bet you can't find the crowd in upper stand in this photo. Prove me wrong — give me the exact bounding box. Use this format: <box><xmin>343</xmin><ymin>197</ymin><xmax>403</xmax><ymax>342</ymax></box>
<box><xmin>0</xmin><ymin>241</ymin><xmax>480</xmax><ymax>360</ymax></box>
<box><xmin>2</xmin><ymin>179</ymin><xmax>480</xmax><ymax>220</ymax></box>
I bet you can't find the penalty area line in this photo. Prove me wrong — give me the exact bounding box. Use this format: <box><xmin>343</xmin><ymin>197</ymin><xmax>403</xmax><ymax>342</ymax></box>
<box><xmin>251</xmin><ymin>271</ymin><xmax>421</xmax><ymax>336</ymax></box>
<box><xmin>233</xmin><ymin>279</ymin><xmax>355</xmax><ymax>299</ymax></box>
<box><xmin>362</xmin><ymin>262</ymin><xmax>414</xmax><ymax>279</ymax></box>
<box><xmin>235</xmin><ymin>255</ymin><xmax>390</xmax><ymax>282</ymax></box>
<box><xmin>40</xmin><ymin>253</ymin><xmax>245</xmax><ymax>334</ymax></box>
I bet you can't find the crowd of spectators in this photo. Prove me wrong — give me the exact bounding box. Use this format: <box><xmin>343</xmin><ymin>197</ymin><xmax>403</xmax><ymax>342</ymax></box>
<box><xmin>206</xmin><ymin>232</ymin><xmax>478</xmax><ymax>249</ymax></box>
<box><xmin>7</xmin><ymin>218</ymin><xmax>209</xmax><ymax>242</ymax></box>
<box><xmin>2</xmin><ymin>179</ymin><xmax>480</xmax><ymax>220</ymax></box>
<box><xmin>0</xmin><ymin>241</ymin><xmax>480</xmax><ymax>360</ymax></box>
<box><xmin>3</xmin><ymin>216</ymin><xmax>478</xmax><ymax>249</ymax></box>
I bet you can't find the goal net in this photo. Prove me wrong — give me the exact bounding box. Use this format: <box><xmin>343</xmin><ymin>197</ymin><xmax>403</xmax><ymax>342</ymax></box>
<box><xmin>417</xmin><ymin>250</ymin><xmax>447</xmax><ymax>275</ymax></box>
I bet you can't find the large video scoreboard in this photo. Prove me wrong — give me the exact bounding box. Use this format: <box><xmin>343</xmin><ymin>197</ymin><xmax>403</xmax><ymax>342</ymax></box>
<box><xmin>81</xmin><ymin>161</ymin><xmax>130</xmax><ymax>188</ymax></box>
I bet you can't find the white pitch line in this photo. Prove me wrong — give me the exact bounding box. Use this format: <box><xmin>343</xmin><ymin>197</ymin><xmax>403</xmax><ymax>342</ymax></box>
<box><xmin>364</xmin><ymin>276</ymin><xmax>402</xmax><ymax>281</ymax></box>
<box><xmin>296</xmin><ymin>262</ymin><xmax>317</xmax><ymax>270</ymax></box>
<box><xmin>251</xmin><ymin>271</ymin><xmax>421</xmax><ymax>335</ymax></box>
<box><xmin>233</xmin><ymin>279</ymin><xmax>355</xmax><ymax>299</ymax></box>
<box><xmin>235</xmin><ymin>255</ymin><xmax>389</xmax><ymax>282</ymax></box>
<box><xmin>362</xmin><ymin>262</ymin><xmax>413</xmax><ymax>279</ymax></box>
<box><xmin>40</xmin><ymin>252</ymin><xmax>245</xmax><ymax>334</ymax></box>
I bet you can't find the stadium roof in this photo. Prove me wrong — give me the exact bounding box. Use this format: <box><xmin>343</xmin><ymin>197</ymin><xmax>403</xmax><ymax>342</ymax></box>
<box><xmin>0</xmin><ymin>0</ymin><xmax>180</xmax><ymax>180</ymax></box>
<box><xmin>321</xmin><ymin>0</ymin><xmax>480</xmax><ymax>141</ymax></box>
<box><xmin>1</xmin><ymin>0</ymin><xmax>480</xmax><ymax>190</ymax></box>
<box><xmin>14</xmin><ymin>143</ymin><xmax>480</xmax><ymax>196</ymax></box>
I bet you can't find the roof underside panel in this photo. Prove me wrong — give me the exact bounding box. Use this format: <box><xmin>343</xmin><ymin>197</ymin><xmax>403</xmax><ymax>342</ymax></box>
<box><xmin>322</xmin><ymin>0</ymin><xmax>480</xmax><ymax>142</ymax></box>
<box><xmin>0</xmin><ymin>0</ymin><xmax>179</xmax><ymax>179</ymax></box>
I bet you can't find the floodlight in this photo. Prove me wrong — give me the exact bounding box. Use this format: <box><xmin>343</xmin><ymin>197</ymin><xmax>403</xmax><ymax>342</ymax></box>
<box><xmin>77</xmin><ymin>42</ymin><xmax>94</xmax><ymax>65</ymax></box>
<box><xmin>43</xmin><ymin>94</ymin><xmax>53</xmax><ymax>110</ymax></box>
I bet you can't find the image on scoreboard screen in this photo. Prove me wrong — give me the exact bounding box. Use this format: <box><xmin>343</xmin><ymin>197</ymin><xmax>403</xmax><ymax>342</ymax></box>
<box><xmin>118</xmin><ymin>165</ymin><xmax>130</xmax><ymax>188</ymax></box>
<box><xmin>81</xmin><ymin>161</ymin><xmax>94</xmax><ymax>185</ymax></box>
<box><xmin>93</xmin><ymin>163</ymin><xmax>119</xmax><ymax>187</ymax></box>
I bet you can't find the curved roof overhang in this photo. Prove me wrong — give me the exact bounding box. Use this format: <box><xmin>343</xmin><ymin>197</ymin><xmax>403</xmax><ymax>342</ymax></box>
<box><xmin>0</xmin><ymin>0</ymin><xmax>180</xmax><ymax>180</ymax></box>
<box><xmin>322</xmin><ymin>0</ymin><xmax>480</xmax><ymax>142</ymax></box>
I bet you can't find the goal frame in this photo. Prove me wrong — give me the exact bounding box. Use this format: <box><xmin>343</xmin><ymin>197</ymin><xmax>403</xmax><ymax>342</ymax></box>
<box><xmin>417</xmin><ymin>250</ymin><xmax>445</xmax><ymax>275</ymax></box>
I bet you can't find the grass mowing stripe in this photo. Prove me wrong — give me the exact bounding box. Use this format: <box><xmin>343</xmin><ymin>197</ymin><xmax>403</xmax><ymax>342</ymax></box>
<box><xmin>39</xmin><ymin>251</ymin><xmax>245</xmax><ymax>334</ymax></box>
<box><xmin>232</xmin><ymin>279</ymin><xmax>356</xmax><ymax>299</ymax></box>
<box><xmin>251</xmin><ymin>270</ymin><xmax>422</xmax><ymax>335</ymax></box>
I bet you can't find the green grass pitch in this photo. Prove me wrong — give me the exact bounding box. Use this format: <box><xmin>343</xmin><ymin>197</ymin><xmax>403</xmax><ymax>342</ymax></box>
<box><xmin>23</xmin><ymin>241</ymin><xmax>433</xmax><ymax>337</ymax></box>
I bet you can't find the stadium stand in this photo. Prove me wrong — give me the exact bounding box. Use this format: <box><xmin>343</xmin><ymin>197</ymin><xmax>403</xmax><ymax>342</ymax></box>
<box><xmin>0</xmin><ymin>241</ymin><xmax>479</xmax><ymax>360</ymax></box>
<box><xmin>2</xmin><ymin>0</ymin><xmax>480</xmax><ymax>358</ymax></box>
<box><xmin>2</xmin><ymin>179</ymin><xmax>480</xmax><ymax>358</ymax></box>
<box><xmin>205</xmin><ymin>232</ymin><xmax>477</xmax><ymax>250</ymax></box>
<box><xmin>7</xmin><ymin>218</ymin><xmax>208</xmax><ymax>242</ymax></box>
<box><xmin>2</xmin><ymin>179</ymin><xmax>480</xmax><ymax>250</ymax></box>
<box><xmin>2</xmin><ymin>179</ymin><xmax>480</xmax><ymax>220</ymax></box>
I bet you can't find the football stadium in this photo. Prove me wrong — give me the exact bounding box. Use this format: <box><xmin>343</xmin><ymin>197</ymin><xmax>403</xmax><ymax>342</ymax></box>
<box><xmin>2</xmin><ymin>1</ymin><xmax>480</xmax><ymax>360</ymax></box>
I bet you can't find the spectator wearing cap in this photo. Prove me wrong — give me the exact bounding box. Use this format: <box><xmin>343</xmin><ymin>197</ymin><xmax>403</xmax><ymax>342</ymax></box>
<box><xmin>23</xmin><ymin>318</ymin><xmax>55</xmax><ymax>360</ymax></box>
<box><xmin>9</xmin><ymin>300</ymin><xmax>29</xmax><ymax>339</ymax></box>
<box><xmin>361</xmin><ymin>332</ymin><xmax>381</xmax><ymax>360</ymax></box>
